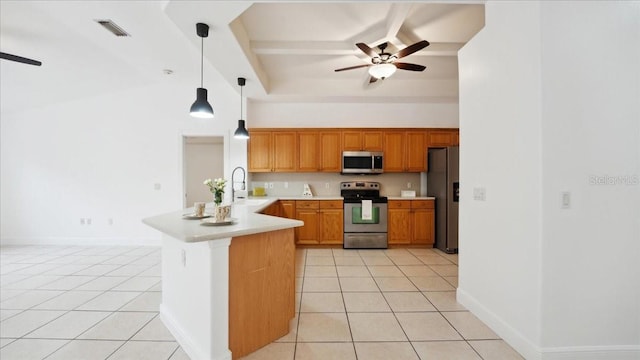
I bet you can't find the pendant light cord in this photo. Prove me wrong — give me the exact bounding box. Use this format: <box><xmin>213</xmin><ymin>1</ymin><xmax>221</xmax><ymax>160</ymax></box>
<box><xmin>240</xmin><ymin>83</ymin><xmax>243</xmax><ymax>119</ymax></box>
<box><xmin>200</xmin><ymin>37</ymin><xmax>204</xmax><ymax>88</ymax></box>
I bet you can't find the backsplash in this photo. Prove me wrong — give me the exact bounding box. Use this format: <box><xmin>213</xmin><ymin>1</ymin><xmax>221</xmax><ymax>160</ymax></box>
<box><xmin>249</xmin><ymin>172</ymin><xmax>422</xmax><ymax>197</ymax></box>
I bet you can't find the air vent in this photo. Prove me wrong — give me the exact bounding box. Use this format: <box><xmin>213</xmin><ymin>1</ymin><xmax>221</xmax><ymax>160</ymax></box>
<box><xmin>95</xmin><ymin>19</ymin><xmax>130</xmax><ymax>37</ymax></box>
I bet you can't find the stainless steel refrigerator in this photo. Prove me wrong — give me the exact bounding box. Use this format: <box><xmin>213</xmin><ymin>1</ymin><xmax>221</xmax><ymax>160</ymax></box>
<box><xmin>426</xmin><ymin>146</ymin><xmax>459</xmax><ymax>254</ymax></box>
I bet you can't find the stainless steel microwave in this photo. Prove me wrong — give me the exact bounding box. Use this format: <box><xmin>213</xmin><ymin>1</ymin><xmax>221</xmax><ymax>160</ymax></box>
<box><xmin>342</xmin><ymin>151</ymin><xmax>384</xmax><ymax>174</ymax></box>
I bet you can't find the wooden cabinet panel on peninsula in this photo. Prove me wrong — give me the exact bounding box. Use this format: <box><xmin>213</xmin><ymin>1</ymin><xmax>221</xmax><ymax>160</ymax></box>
<box><xmin>248</xmin><ymin>131</ymin><xmax>296</xmax><ymax>172</ymax></box>
<box><xmin>342</xmin><ymin>131</ymin><xmax>383</xmax><ymax>151</ymax></box>
<box><xmin>297</xmin><ymin>131</ymin><xmax>341</xmax><ymax>172</ymax></box>
<box><xmin>388</xmin><ymin>199</ymin><xmax>435</xmax><ymax>246</ymax></box>
<box><xmin>295</xmin><ymin>200</ymin><xmax>343</xmax><ymax>245</ymax></box>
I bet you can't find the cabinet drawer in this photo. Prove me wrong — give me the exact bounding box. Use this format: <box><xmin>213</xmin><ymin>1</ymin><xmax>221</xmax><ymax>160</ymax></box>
<box><xmin>319</xmin><ymin>200</ymin><xmax>343</xmax><ymax>209</ymax></box>
<box><xmin>411</xmin><ymin>200</ymin><xmax>434</xmax><ymax>209</ymax></box>
<box><xmin>296</xmin><ymin>200</ymin><xmax>319</xmax><ymax>209</ymax></box>
<box><xmin>388</xmin><ymin>200</ymin><xmax>411</xmax><ymax>209</ymax></box>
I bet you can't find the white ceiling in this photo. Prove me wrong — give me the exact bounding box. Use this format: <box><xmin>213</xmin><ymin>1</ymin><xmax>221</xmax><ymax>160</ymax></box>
<box><xmin>0</xmin><ymin>1</ymin><xmax>484</xmax><ymax>113</ymax></box>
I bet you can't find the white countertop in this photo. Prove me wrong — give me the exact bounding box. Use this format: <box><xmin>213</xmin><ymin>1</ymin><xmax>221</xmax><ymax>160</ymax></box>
<box><xmin>142</xmin><ymin>198</ymin><xmax>303</xmax><ymax>243</ymax></box>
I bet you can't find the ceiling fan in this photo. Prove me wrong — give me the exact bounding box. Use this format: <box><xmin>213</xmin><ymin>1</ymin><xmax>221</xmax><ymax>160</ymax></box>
<box><xmin>335</xmin><ymin>40</ymin><xmax>429</xmax><ymax>83</ymax></box>
<box><xmin>1</xmin><ymin>52</ymin><xmax>42</xmax><ymax>66</ymax></box>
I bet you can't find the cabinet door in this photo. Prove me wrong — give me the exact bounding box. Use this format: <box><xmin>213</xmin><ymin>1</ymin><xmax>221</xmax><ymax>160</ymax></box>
<box><xmin>342</xmin><ymin>131</ymin><xmax>362</xmax><ymax>151</ymax></box>
<box><xmin>248</xmin><ymin>132</ymin><xmax>273</xmax><ymax>172</ymax></box>
<box><xmin>428</xmin><ymin>130</ymin><xmax>456</xmax><ymax>147</ymax></box>
<box><xmin>387</xmin><ymin>201</ymin><xmax>411</xmax><ymax>244</ymax></box>
<box><xmin>412</xmin><ymin>208</ymin><xmax>434</xmax><ymax>245</ymax></box>
<box><xmin>383</xmin><ymin>132</ymin><xmax>405</xmax><ymax>172</ymax></box>
<box><xmin>298</xmin><ymin>132</ymin><xmax>319</xmax><ymax>172</ymax></box>
<box><xmin>261</xmin><ymin>201</ymin><xmax>281</xmax><ymax>217</ymax></box>
<box><xmin>273</xmin><ymin>132</ymin><xmax>297</xmax><ymax>172</ymax></box>
<box><xmin>280</xmin><ymin>201</ymin><xmax>295</xmax><ymax>219</ymax></box>
<box><xmin>406</xmin><ymin>131</ymin><xmax>427</xmax><ymax>172</ymax></box>
<box><xmin>319</xmin><ymin>209</ymin><xmax>343</xmax><ymax>244</ymax></box>
<box><xmin>295</xmin><ymin>209</ymin><xmax>319</xmax><ymax>245</ymax></box>
<box><xmin>362</xmin><ymin>131</ymin><xmax>383</xmax><ymax>151</ymax></box>
<box><xmin>319</xmin><ymin>132</ymin><xmax>341</xmax><ymax>172</ymax></box>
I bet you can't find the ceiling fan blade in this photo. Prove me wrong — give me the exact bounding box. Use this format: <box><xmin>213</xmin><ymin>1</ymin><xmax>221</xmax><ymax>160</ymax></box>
<box><xmin>334</xmin><ymin>64</ymin><xmax>371</xmax><ymax>72</ymax></box>
<box><xmin>395</xmin><ymin>62</ymin><xmax>426</xmax><ymax>72</ymax></box>
<box><xmin>356</xmin><ymin>43</ymin><xmax>377</xmax><ymax>58</ymax></box>
<box><xmin>0</xmin><ymin>52</ymin><xmax>42</xmax><ymax>66</ymax></box>
<box><xmin>394</xmin><ymin>40</ymin><xmax>430</xmax><ymax>59</ymax></box>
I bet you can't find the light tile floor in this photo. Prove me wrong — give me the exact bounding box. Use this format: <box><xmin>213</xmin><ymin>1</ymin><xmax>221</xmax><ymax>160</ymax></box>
<box><xmin>0</xmin><ymin>245</ymin><xmax>524</xmax><ymax>360</ymax></box>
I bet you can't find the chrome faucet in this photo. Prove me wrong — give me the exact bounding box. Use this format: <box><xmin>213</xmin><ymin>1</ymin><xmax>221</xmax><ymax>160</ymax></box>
<box><xmin>231</xmin><ymin>166</ymin><xmax>246</xmax><ymax>202</ymax></box>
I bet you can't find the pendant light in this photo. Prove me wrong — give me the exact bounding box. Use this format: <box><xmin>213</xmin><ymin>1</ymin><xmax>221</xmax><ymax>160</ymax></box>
<box><xmin>190</xmin><ymin>23</ymin><xmax>214</xmax><ymax>118</ymax></box>
<box><xmin>233</xmin><ymin>77</ymin><xmax>250</xmax><ymax>139</ymax></box>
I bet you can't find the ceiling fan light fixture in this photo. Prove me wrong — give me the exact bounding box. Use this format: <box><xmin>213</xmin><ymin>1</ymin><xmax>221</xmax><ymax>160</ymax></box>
<box><xmin>190</xmin><ymin>22</ymin><xmax>214</xmax><ymax>119</ymax></box>
<box><xmin>234</xmin><ymin>77</ymin><xmax>250</xmax><ymax>139</ymax></box>
<box><xmin>368</xmin><ymin>63</ymin><xmax>396</xmax><ymax>79</ymax></box>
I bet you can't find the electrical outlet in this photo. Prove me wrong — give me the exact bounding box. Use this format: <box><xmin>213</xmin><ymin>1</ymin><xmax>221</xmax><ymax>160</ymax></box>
<box><xmin>154</xmin><ymin>183</ymin><xmax>161</xmax><ymax>190</ymax></box>
<box><xmin>473</xmin><ymin>187</ymin><xmax>486</xmax><ymax>201</ymax></box>
<box><xmin>80</xmin><ymin>218</ymin><xmax>85</xmax><ymax>225</ymax></box>
<box><xmin>181</xmin><ymin>249</ymin><xmax>186</xmax><ymax>267</ymax></box>
<box><xmin>264</xmin><ymin>182</ymin><xmax>268</xmax><ymax>189</ymax></box>
<box><xmin>86</xmin><ymin>218</ymin><xmax>92</xmax><ymax>225</ymax></box>
<box><xmin>284</xmin><ymin>182</ymin><xmax>288</xmax><ymax>189</ymax></box>
<box><xmin>269</xmin><ymin>182</ymin><xmax>274</xmax><ymax>189</ymax></box>
<box><xmin>108</xmin><ymin>218</ymin><xmax>114</xmax><ymax>226</ymax></box>
<box><xmin>325</xmin><ymin>183</ymin><xmax>330</xmax><ymax>189</ymax></box>
<box><xmin>407</xmin><ymin>182</ymin><xmax>412</xmax><ymax>189</ymax></box>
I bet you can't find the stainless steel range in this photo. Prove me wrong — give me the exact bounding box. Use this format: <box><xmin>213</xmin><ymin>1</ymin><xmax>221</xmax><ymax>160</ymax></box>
<box><xmin>341</xmin><ymin>181</ymin><xmax>388</xmax><ymax>249</ymax></box>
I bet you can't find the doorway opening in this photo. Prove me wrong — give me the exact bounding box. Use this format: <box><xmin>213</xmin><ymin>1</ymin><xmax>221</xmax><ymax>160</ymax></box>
<box><xmin>183</xmin><ymin>136</ymin><xmax>224</xmax><ymax>208</ymax></box>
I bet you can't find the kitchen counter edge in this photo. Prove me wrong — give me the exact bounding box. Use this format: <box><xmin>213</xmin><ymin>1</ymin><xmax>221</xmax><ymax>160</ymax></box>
<box><xmin>142</xmin><ymin>198</ymin><xmax>303</xmax><ymax>243</ymax></box>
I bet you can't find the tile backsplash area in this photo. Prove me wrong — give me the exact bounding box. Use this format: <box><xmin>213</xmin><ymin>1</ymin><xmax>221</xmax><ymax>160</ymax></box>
<box><xmin>250</xmin><ymin>172</ymin><xmax>422</xmax><ymax>197</ymax></box>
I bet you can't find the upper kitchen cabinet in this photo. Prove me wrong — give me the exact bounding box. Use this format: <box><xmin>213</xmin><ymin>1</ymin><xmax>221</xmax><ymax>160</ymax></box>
<box><xmin>297</xmin><ymin>131</ymin><xmax>319</xmax><ymax>172</ymax></box>
<box><xmin>342</xmin><ymin>130</ymin><xmax>383</xmax><ymax>151</ymax></box>
<box><xmin>406</xmin><ymin>131</ymin><xmax>427</xmax><ymax>171</ymax></box>
<box><xmin>383</xmin><ymin>131</ymin><xmax>405</xmax><ymax>172</ymax></box>
<box><xmin>427</xmin><ymin>129</ymin><xmax>459</xmax><ymax>147</ymax></box>
<box><xmin>319</xmin><ymin>131</ymin><xmax>342</xmax><ymax>172</ymax></box>
<box><xmin>383</xmin><ymin>131</ymin><xmax>427</xmax><ymax>173</ymax></box>
<box><xmin>297</xmin><ymin>130</ymin><xmax>342</xmax><ymax>172</ymax></box>
<box><xmin>248</xmin><ymin>130</ymin><xmax>297</xmax><ymax>172</ymax></box>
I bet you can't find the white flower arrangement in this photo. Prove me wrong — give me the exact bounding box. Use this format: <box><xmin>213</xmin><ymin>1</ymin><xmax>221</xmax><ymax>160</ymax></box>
<box><xmin>204</xmin><ymin>178</ymin><xmax>227</xmax><ymax>205</ymax></box>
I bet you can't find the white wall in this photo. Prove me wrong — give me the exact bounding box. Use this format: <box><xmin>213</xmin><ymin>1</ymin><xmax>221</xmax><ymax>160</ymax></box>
<box><xmin>538</xmin><ymin>1</ymin><xmax>640</xmax><ymax>355</ymax></box>
<box><xmin>1</xmin><ymin>75</ymin><xmax>247</xmax><ymax>246</ymax></box>
<box><xmin>459</xmin><ymin>1</ymin><xmax>640</xmax><ymax>359</ymax></box>
<box><xmin>457</xmin><ymin>2</ymin><xmax>543</xmax><ymax>358</ymax></box>
<box><xmin>249</xmin><ymin>101</ymin><xmax>459</xmax><ymax>128</ymax></box>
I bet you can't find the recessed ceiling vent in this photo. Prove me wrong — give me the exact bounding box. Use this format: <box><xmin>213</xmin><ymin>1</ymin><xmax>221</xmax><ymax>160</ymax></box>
<box><xmin>95</xmin><ymin>19</ymin><xmax>130</xmax><ymax>37</ymax></box>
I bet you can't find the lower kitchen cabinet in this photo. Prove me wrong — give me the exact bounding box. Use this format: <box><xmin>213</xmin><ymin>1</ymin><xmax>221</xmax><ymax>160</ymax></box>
<box><xmin>388</xmin><ymin>199</ymin><xmax>435</xmax><ymax>246</ymax></box>
<box><xmin>294</xmin><ymin>200</ymin><xmax>343</xmax><ymax>245</ymax></box>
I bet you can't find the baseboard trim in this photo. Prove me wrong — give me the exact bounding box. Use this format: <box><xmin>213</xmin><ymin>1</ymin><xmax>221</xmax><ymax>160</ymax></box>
<box><xmin>160</xmin><ymin>304</ymin><xmax>232</xmax><ymax>360</ymax></box>
<box><xmin>540</xmin><ymin>346</ymin><xmax>640</xmax><ymax>360</ymax></box>
<box><xmin>0</xmin><ymin>236</ymin><xmax>160</xmax><ymax>247</ymax></box>
<box><xmin>457</xmin><ymin>287</ymin><xmax>640</xmax><ymax>360</ymax></box>
<box><xmin>457</xmin><ymin>287</ymin><xmax>541</xmax><ymax>360</ymax></box>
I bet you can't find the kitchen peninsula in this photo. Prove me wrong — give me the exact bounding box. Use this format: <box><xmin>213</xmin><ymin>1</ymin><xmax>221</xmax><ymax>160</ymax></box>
<box><xmin>142</xmin><ymin>199</ymin><xmax>303</xmax><ymax>360</ymax></box>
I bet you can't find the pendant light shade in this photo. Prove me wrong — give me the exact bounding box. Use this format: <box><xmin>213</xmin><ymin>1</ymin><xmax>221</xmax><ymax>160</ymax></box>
<box><xmin>190</xmin><ymin>88</ymin><xmax>214</xmax><ymax>118</ymax></box>
<box><xmin>190</xmin><ymin>23</ymin><xmax>214</xmax><ymax>118</ymax></box>
<box><xmin>234</xmin><ymin>77</ymin><xmax>250</xmax><ymax>139</ymax></box>
<box><xmin>234</xmin><ymin>120</ymin><xmax>249</xmax><ymax>139</ymax></box>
